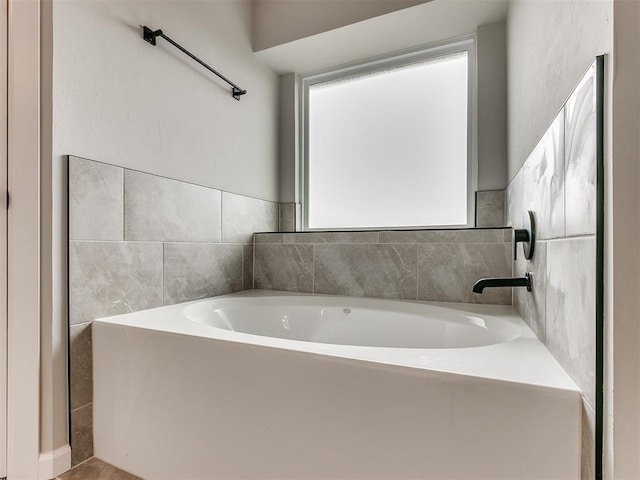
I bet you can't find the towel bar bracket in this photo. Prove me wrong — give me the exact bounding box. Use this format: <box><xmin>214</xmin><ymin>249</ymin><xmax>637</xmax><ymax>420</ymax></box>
<box><xmin>143</xmin><ymin>26</ymin><xmax>162</xmax><ymax>46</ymax></box>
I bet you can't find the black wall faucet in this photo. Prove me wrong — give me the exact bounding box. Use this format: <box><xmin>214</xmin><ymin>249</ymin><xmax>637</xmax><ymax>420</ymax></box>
<box><xmin>473</xmin><ymin>272</ymin><xmax>533</xmax><ymax>293</ymax></box>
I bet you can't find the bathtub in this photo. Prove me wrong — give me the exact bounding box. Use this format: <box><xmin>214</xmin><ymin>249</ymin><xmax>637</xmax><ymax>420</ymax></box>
<box><xmin>93</xmin><ymin>291</ymin><xmax>581</xmax><ymax>479</ymax></box>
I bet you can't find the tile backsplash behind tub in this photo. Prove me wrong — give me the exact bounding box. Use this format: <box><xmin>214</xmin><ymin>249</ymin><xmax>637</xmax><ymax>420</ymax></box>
<box><xmin>67</xmin><ymin>156</ymin><xmax>278</xmax><ymax>466</ymax></box>
<box><xmin>506</xmin><ymin>60</ymin><xmax>598</xmax><ymax>480</ymax></box>
<box><xmin>253</xmin><ymin>229</ymin><xmax>513</xmax><ymax>305</ymax></box>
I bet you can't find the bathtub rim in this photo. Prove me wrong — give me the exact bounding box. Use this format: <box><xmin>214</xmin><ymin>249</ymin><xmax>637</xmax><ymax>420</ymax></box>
<box><xmin>93</xmin><ymin>290</ymin><xmax>580</xmax><ymax>394</ymax></box>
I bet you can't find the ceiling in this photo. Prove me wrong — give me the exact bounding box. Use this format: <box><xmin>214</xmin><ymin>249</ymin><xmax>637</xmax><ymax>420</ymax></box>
<box><xmin>254</xmin><ymin>0</ymin><xmax>509</xmax><ymax>74</ymax></box>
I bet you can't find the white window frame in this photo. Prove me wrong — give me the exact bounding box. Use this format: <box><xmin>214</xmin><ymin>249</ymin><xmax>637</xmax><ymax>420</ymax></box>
<box><xmin>299</xmin><ymin>36</ymin><xmax>478</xmax><ymax>231</ymax></box>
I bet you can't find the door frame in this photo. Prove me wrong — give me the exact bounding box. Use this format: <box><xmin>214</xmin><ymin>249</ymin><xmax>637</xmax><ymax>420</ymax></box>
<box><xmin>0</xmin><ymin>0</ymin><xmax>6</xmax><ymax>475</ymax></box>
<box><xmin>6</xmin><ymin>0</ymin><xmax>41</xmax><ymax>477</ymax></box>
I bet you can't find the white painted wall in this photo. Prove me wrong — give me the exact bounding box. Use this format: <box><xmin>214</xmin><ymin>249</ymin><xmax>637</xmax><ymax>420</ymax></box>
<box><xmin>506</xmin><ymin>0</ymin><xmax>612</xmax><ymax>180</ymax></box>
<box><xmin>252</xmin><ymin>0</ymin><xmax>430</xmax><ymax>52</ymax></box>
<box><xmin>53</xmin><ymin>0</ymin><xmax>279</xmax><ymax>202</ymax></box>
<box><xmin>477</xmin><ymin>22</ymin><xmax>507</xmax><ymax>191</ymax></box>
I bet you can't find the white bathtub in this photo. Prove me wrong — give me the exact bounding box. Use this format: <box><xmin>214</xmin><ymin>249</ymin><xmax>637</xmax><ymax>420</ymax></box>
<box><xmin>93</xmin><ymin>291</ymin><xmax>581</xmax><ymax>479</ymax></box>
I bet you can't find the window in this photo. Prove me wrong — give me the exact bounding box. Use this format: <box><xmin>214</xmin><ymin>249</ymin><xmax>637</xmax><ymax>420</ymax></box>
<box><xmin>301</xmin><ymin>40</ymin><xmax>475</xmax><ymax>230</ymax></box>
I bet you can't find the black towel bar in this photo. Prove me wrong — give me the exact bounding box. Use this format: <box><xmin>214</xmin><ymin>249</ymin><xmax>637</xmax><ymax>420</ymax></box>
<box><xmin>143</xmin><ymin>26</ymin><xmax>247</xmax><ymax>101</ymax></box>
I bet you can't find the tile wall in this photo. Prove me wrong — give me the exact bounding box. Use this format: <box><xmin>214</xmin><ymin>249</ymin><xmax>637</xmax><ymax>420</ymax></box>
<box><xmin>68</xmin><ymin>156</ymin><xmax>279</xmax><ymax>466</ymax></box>
<box><xmin>278</xmin><ymin>202</ymin><xmax>297</xmax><ymax>231</ymax></box>
<box><xmin>253</xmin><ymin>229</ymin><xmax>513</xmax><ymax>305</ymax></box>
<box><xmin>476</xmin><ymin>190</ymin><xmax>506</xmax><ymax>227</ymax></box>
<box><xmin>506</xmin><ymin>61</ymin><xmax>598</xmax><ymax>479</ymax></box>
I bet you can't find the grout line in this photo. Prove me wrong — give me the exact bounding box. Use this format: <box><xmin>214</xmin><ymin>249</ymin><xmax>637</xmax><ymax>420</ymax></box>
<box><xmin>252</xmin><ymin>238</ymin><xmax>255</xmax><ymax>290</ymax></box>
<box><xmin>254</xmin><ymin>241</ymin><xmax>512</xmax><ymax>246</ymax></box>
<box><xmin>278</xmin><ymin>204</ymin><xmax>281</xmax><ymax>232</ymax></box>
<box><xmin>161</xmin><ymin>242</ymin><xmax>165</xmax><ymax>306</ymax></box>
<box><xmin>545</xmin><ymin>234</ymin><xmax>596</xmax><ymax>242</ymax></box>
<box><xmin>68</xmin><ymin>239</ymin><xmax>252</xmax><ymax>246</ymax></box>
<box><xmin>241</xmin><ymin>243</ymin><xmax>245</xmax><ymax>290</ymax></box>
<box><xmin>219</xmin><ymin>191</ymin><xmax>224</xmax><ymax>243</ymax></box>
<box><xmin>256</xmin><ymin>227</ymin><xmax>510</xmax><ymax>234</ymax></box>
<box><xmin>121</xmin><ymin>168</ymin><xmax>125</xmax><ymax>241</ymax></box>
<box><xmin>312</xmin><ymin>244</ymin><xmax>315</xmax><ymax>294</ymax></box>
<box><xmin>415</xmin><ymin>245</ymin><xmax>419</xmax><ymax>301</ymax></box>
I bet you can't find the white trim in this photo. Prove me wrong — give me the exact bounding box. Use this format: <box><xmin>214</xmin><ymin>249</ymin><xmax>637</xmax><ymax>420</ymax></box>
<box><xmin>0</xmin><ymin>0</ymin><xmax>7</xmax><ymax>476</ymax></box>
<box><xmin>7</xmin><ymin>0</ymin><xmax>41</xmax><ymax>478</ymax></box>
<box><xmin>38</xmin><ymin>445</ymin><xmax>71</xmax><ymax>480</ymax></box>
<box><xmin>468</xmin><ymin>36</ymin><xmax>478</xmax><ymax>229</ymax></box>
<box><xmin>299</xmin><ymin>35</ymin><xmax>478</xmax><ymax>231</ymax></box>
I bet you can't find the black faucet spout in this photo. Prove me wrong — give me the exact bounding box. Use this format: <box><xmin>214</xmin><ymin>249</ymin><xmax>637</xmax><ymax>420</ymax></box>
<box><xmin>473</xmin><ymin>272</ymin><xmax>532</xmax><ymax>293</ymax></box>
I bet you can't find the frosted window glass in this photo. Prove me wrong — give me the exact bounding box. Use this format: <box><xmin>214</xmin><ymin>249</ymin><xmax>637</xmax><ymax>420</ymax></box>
<box><xmin>307</xmin><ymin>51</ymin><xmax>468</xmax><ymax>229</ymax></box>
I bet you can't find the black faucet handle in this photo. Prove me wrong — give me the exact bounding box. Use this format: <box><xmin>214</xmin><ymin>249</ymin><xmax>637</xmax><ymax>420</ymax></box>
<box><xmin>512</xmin><ymin>211</ymin><xmax>536</xmax><ymax>261</ymax></box>
<box><xmin>513</xmin><ymin>228</ymin><xmax>530</xmax><ymax>260</ymax></box>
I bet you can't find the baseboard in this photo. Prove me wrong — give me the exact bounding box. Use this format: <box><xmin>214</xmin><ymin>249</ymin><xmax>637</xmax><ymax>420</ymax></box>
<box><xmin>38</xmin><ymin>444</ymin><xmax>71</xmax><ymax>480</ymax></box>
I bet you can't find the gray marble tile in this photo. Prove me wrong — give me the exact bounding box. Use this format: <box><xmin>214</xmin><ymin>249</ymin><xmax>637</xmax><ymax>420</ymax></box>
<box><xmin>545</xmin><ymin>237</ymin><xmax>596</xmax><ymax>407</ymax></box>
<box><xmin>582</xmin><ymin>399</ymin><xmax>595</xmax><ymax>480</ymax></box>
<box><xmin>514</xmin><ymin>241</ymin><xmax>546</xmax><ymax>341</ymax></box>
<box><xmin>279</xmin><ymin>203</ymin><xmax>296</xmax><ymax>232</ymax></box>
<box><xmin>69</xmin><ymin>157</ymin><xmax>123</xmax><ymax>241</ymax></box>
<box><xmin>69</xmin><ymin>242</ymin><xmax>163</xmax><ymax>325</ymax></box>
<box><xmin>418</xmin><ymin>243</ymin><xmax>512</xmax><ymax>305</ymax></box>
<box><xmin>505</xmin><ymin>170</ymin><xmax>523</xmax><ymax>228</ymax></box>
<box><xmin>283</xmin><ymin>231</ymin><xmax>379</xmax><ymax>244</ymax></box>
<box><xmin>522</xmin><ymin>112</ymin><xmax>565</xmax><ymax>239</ymax></box>
<box><xmin>254</xmin><ymin>233</ymin><xmax>284</xmax><ymax>244</ymax></box>
<box><xmin>222</xmin><ymin>192</ymin><xmax>278</xmax><ymax>243</ymax></box>
<box><xmin>243</xmin><ymin>244</ymin><xmax>254</xmax><ymax>290</ymax></box>
<box><xmin>163</xmin><ymin>243</ymin><xmax>243</xmax><ymax>305</ymax></box>
<box><xmin>70</xmin><ymin>323</ymin><xmax>92</xmax><ymax>410</ymax></box>
<box><xmin>71</xmin><ymin>403</ymin><xmax>93</xmax><ymax>467</ymax></box>
<box><xmin>124</xmin><ymin>170</ymin><xmax>221</xmax><ymax>242</ymax></box>
<box><xmin>565</xmin><ymin>62</ymin><xmax>597</xmax><ymax>237</ymax></box>
<box><xmin>314</xmin><ymin>244</ymin><xmax>417</xmax><ymax>300</ymax></box>
<box><xmin>476</xmin><ymin>190</ymin><xmax>505</xmax><ymax>227</ymax></box>
<box><xmin>58</xmin><ymin>458</ymin><xmax>142</xmax><ymax>480</ymax></box>
<box><xmin>379</xmin><ymin>229</ymin><xmax>505</xmax><ymax>244</ymax></box>
<box><xmin>254</xmin><ymin>244</ymin><xmax>314</xmax><ymax>293</ymax></box>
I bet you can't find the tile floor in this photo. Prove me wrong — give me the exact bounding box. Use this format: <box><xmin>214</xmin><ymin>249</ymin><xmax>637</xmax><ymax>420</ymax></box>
<box><xmin>56</xmin><ymin>458</ymin><xmax>142</xmax><ymax>480</ymax></box>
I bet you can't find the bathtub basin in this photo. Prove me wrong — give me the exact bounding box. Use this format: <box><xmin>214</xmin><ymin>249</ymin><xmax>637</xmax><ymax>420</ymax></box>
<box><xmin>184</xmin><ymin>294</ymin><xmax>523</xmax><ymax>348</ymax></box>
<box><xmin>93</xmin><ymin>291</ymin><xmax>581</xmax><ymax>479</ymax></box>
